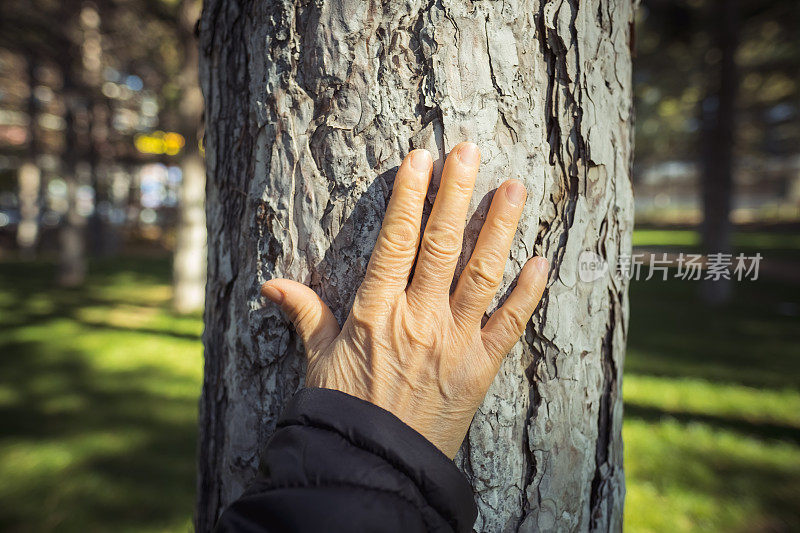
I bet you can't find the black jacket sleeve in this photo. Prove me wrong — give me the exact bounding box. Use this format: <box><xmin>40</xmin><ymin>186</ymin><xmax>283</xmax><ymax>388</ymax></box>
<box><xmin>214</xmin><ymin>388</ymin><xmax>477</xmax><ymax>533</ymax></box>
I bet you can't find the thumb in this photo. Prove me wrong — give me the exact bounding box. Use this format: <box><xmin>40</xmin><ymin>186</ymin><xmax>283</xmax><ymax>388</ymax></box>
<box><xmin>261</xmin><ymin>279</ymin><xmax>340</xmax><ymax>358</ymax></box>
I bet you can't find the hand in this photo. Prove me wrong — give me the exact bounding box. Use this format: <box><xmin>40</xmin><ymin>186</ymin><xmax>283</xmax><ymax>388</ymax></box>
<box><xmin>261</xmin><ymin>142</ymin><xmax>549</xmax><ymax>458</ymax></box>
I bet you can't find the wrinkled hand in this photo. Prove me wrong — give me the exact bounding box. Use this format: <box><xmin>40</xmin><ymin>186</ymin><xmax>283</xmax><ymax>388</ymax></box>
<box><xmin>261</xmin><ymin>142</ymin><xmax>549</xmax><ymax>458</ymax></box>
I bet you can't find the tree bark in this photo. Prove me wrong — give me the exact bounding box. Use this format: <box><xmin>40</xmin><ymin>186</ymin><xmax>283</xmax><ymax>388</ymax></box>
<box><xmin>197</xmin><ymin>1</ymin><xmax>635</xmax><ymax>531</ymax></box>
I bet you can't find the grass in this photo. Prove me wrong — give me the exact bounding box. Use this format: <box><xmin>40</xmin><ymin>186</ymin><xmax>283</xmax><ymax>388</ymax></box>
<box><xmin>624</xmin><ymin>226</ymin><xmax>800</xmax><ymax>531</ymax></box>
<box><xmin>0</xmin><ymin>227</ymin><xmax>798</xmax><ymax>532</ymax></box>
<box><xmin>0</xmin><ymin>258</ymin><xmax>202</xmax><ymax>533</ymax></box>
<box><xmin>624</xmin><ymin>275</ymin><xmax>800</xmax><ymax>532</ymax></box>
<box><xmin>632</xmin><ymin>228</ymin><xmax>800</xmax><ymax>259</ymax></box>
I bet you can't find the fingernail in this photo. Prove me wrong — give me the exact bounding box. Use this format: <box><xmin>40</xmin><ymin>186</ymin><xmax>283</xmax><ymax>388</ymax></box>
<box><xmin>535</xmin><ymin>257</ymin><xmax>550</xmax><ymax>275</ymax></box>
<box><xmin>409</xmin><ymin>149</ymin><xmax>432</xmax><ymax>172</ymax></box>
<box><xmin>261</xmin><ymin>283</ymin><xmax>284</xmax><ymax>304</ymax></box>
<box><xmin>505</xmin><ymin>180</ymin><xmax>526</xmax><ymax>206</ymax></box>
<box><xmin>457</xmin><ymin>142</ymin><xmax>480</xmax><ymax>167</ymax></box>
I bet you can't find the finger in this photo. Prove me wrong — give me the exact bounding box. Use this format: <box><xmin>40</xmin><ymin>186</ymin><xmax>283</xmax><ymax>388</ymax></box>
<box><xmin>450</xmin><ymin>179</ymin><xmax>527</xmax><ymax>325</ymax></box>
<box><xmin>361</xmin><ymin>149</ymin><xmax>432</xmax><ymax>295</ymax></box>
<box><xmin>481</xmin><ymin>257</ymin><xmax>549</xmax><ymax>363</ymax></box>
<box><xmin>261</xmin><ymin>279</ymin><xmax>340</xmax><ymax>357</ymax></box>
<box><xmin>407</xmin><ymin>142</ymin><xmax>480</xmax><ymax>304</ymax></box>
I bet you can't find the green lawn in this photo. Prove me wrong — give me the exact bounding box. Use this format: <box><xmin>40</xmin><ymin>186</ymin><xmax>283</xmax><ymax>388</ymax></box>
<box><xmin>633</xmin><ymin>228</ymin><xmax>800</xmax><ymax>259</ymax></box>
<box><xmin>0</xmin><ymin>234</ymin><xmax>798</xmax><ymax>531</ymax></box>
<box><xmin>0</xmin><ymin>258</ymin><xmax>202</xmax><ymax>533</ymax></box>
<box><xmin>624</xmin><ymin>274</ymin><xmax>800</xmax><ymax>532</ymax></box>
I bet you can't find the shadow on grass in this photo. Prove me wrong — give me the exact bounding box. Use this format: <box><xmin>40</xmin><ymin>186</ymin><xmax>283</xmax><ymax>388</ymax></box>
<box><xmin>625</xmin><ymin>416</ymin><xmax>800</xmax><ymax>532</ymax></box>
<box><xmin>0</xmin><ymin>338</ymin><xmax>198</xmax><ymax>532</ymax></box>
<box><xmin>0</xmin><ymin>256</ymin><xmax>199</xmax><ymax>532</ymax></box>
<box><xmin>76</xmin><ymin>319</ymin><xmax>202</xmax><ymax>341</ymax></box>
<box><xmin>0</xmin><ymin>256</ymin><xmax>201</xmax><ymax>340</ymax></box>
<box><xmin>625</xmin><ymin>403</ymin><xmax>800</xmax><ymax>446</ymax></box>
<box><xmin>626</xmin><ymin>276</ymin><xmax>800</xmax><ymax>389</ymax></box>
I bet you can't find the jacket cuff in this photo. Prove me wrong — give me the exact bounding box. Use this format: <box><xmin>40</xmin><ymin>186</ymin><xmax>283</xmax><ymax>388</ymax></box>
<box><xmin>278</xmin><ymin>387</ymin><xmax>477</xmax><ymax>532</ymax></box>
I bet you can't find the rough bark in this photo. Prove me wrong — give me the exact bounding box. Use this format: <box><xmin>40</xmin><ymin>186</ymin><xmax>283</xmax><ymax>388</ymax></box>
<box><xmin>197</xmin><ymin>1</ymin><xmax>635</xmax><ymax>531</ymax></box>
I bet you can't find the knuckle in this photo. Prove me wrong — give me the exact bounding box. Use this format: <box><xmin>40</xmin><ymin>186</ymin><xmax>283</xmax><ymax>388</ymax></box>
<box><xmin>466</xmin><ymin>257</ymin><xmax>499</xmax><ymax>293</ymax></box>
<box><xmin>292</xmin><ymin>302</ymin><xmax>318</xmax><ymax>328</ymax></box>
<box><xmin>488</xmin><ymin>212</ymin><xmax>518</xmax><ymax>233</ymax></box>
<box><xmin>350</xmin><ymin>294</ymin><xmax>370</xmax><ymax>319</ymax></box>
<box><xmin>400</xmin><ymin>178</ymin><xmax>428</xmax><ymax>198</ymax></box>
<box><xmin>505</xmin><ymin>308</ymin><xmax>530</xmax><ymax>335</ymax></box>
<box><xmin>351</xmin><ymin>293</ymin><xmax>387</xmax><ymax>322</ymax></box>
<box><xmin>380</xmin><ymin>218</ymin><xmax>418</xmax><ymax>255</ymax></box>
<box><xmin>449</xmin><ymin>177</ymin><xmax>474</xmax><ymax>197</ymax></box>
<box><xmin>481</xmin><ymin>330</ymin><xmax>505</xmax><ymax>358</ymax></box>
<box><xmin>422</xmin><ymin>227</ymin><xmax>462</xmax><ymax>262</ymax></box>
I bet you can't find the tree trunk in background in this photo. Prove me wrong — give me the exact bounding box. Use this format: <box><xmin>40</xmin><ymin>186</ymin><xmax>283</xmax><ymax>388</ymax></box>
<box><xmin>17</xmin><ymin>56</ymin><xmax>41</xmax><ymax>258</ymax></box>
<box><xmin>172</xmin><ymin>0</ymin><xmax>207</xmax><ymax>314</ymax></box>
<box><xmin>700</xmin><ymin>0</ymin><xmax>739</xmax><ymax>305</ymax></box>
<box><xmin>173</xmin><ymin>149</ymin><xmax>207</xmax><ymax>313</ymax></box>
<box><xmin>58</xmin><ymin>103</ymin><xmax>87</xmax><ymax>287</ymax></box>
<box><xmin>87</xmin><ymin>101</ymin><xmax>111</xmax><ymax>256</ymax></box>
<box><xmin>58</xmin><ymin>2</ymin><xmax>91</xmax><ymax>287</ymax></box>
<box><xmin>16</xmin><ymin>163</ymin><xmax>41</xmax><ymax>257</ymax></box>
<box><xmin>197</xmin><ymin>1</ymin><xmax>635</xmax><ymax>531</ymax></box>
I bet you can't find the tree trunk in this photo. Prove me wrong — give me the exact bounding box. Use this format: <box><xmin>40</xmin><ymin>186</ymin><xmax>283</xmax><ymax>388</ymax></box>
<box><xmin>17</xmin><ymin>56</ymin><xmax>41</xmax><ymax>259</ymax></box>
<box><xmin>700</xmin><ymin>0</ymin><xmax>739</xmax><ymax>305</ymax></box>
<box><xmin>87</xmin><ymin>101</ymin><xmax>111</xmax><ymax>256</ymax></box>
<box><xmin>58</xmin><ymin>101</ymin><xmax>87</xmax><ymax>288</ymax></box>
<box><xmin>173</xmin><ymin>150</ymin><xmax>207</xmax><ymax>313</ymax></box>
<box><xmin>172</xmin><ymin>0</ymin><xmax>207</xmax><ymax>314</ymax></box>
<box><xmin>58</xmin><ymin>3</ymin><xmax>89</xmax><ymax>287</ymax></box>
<box><xmin>16</xmin><ymin>162</ymin><xmax>41</xmax><ymax>258</ymax></box>
<box><xmin>197</xmin><ymin>1</ymin><xmax>635</xmax><ymax>531</ymax></box>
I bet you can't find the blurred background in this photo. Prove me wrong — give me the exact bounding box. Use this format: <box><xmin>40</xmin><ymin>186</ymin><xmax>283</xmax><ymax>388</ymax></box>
<box><xmin>0</xmin><ymin>0</ymin><xmax>797</xmax><ymax>531</ymax></box>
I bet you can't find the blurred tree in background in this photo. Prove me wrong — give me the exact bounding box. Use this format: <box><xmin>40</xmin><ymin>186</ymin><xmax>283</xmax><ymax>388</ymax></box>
<box><xmin>0</xmin><ymin>0</ymin><xmax>204</xmax><ymax>311</ymax></box>
<box><xmin>635</xmin><ymin>0</ymin><xmax>799</xmax><ymax>164</ymax></box>
<box><xmin>634</xmin><ymin>0</ymin><xmax>800</xmax><ymax>303</ymax></box>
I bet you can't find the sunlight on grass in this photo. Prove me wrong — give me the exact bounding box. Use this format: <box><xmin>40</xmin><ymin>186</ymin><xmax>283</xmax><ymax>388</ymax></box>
<box><xmin>633</xmin><ymin>229</ymin><xmax>700</xmax><ymax>247</ymax></box>
<box><xmin>625</xmin><ymin>375</ymin><xmax>800</xmax><ymax>429</ymax></box>
<box><xmin>1</xmin><ymin>253</ymin><xmax>798</xmax><ymax>532</ymax></box>
<box><xmin>0</xmin><ymin>257</ymin><xmax>202</xmax><ymax>533</ymax></box>
<box><xmin>632</xmin><ymin>228</ymin><xmax>800</xmax><ymax>251</ymax></box>
<box><xmin>623</xmin><ymin>273</ymin><xmax>800</xmax><ymax>532</ymax></box>
<box><xmin>624</xmin><ymin>419</ymin><xmax>800</xmax><ymax>532</ymax></box>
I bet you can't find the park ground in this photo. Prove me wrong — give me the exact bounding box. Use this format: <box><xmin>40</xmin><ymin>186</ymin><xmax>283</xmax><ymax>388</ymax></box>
<box><xmin>0</xmin><ymin>229</ymin><xmax>798</xmax><ymax>532</ymax></box>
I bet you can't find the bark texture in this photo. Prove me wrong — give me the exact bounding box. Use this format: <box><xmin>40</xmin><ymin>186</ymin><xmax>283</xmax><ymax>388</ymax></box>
<box><xmin>197</xmin><ymin>1</ymin><xmax>635</xmax><ymax>531</ymax></box>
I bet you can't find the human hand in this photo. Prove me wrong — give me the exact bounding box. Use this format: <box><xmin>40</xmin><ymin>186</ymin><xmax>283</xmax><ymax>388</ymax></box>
<box><xmin>261</xmin><ymin>142</ymin><xmax>549</xmax><ymax>458</ymax></box>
